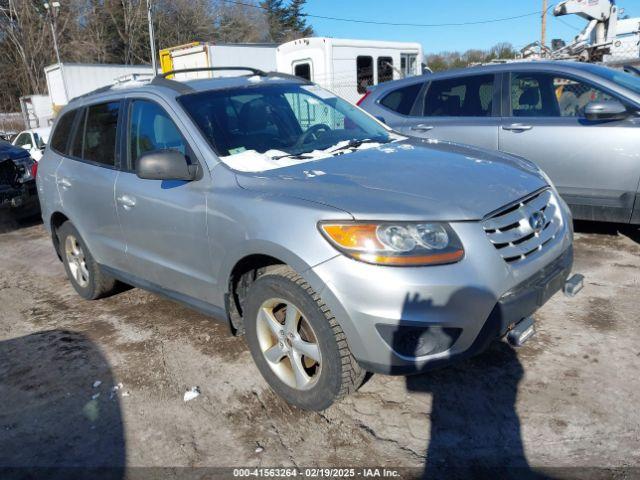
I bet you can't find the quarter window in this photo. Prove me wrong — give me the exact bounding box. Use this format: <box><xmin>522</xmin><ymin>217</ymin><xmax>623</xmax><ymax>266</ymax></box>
<box><xmin>380</xmin><ymin>82</ymin><xmax>423</xmax><ymax>115</ymax></box>
<box><xmin>72</xmin><ymin>102</ymin><xmax>119</xmax><ymax>166</ymax></box>
<box><xmin>511</xmin><ymin>73</ymin><xmax>616</xmax><ymax>117</ymax></box>
<box><xmin>50</xmin><ymin>110</ymin><xmax>77</xmax><ymax>154</ymax></box>
<box><xmin>423</xmin><ymin>75</ymin><xmax>494</xmax><ymax>117</ymax></box>
<box><xmin>129</xmin><ymin>100</ymin><xmax>190</xmax><ymax>169</ymax></box>
<box><xmin>357</xmin><ymin>56</ymin><xmax>374</xmax><ymax>94</ymax></box>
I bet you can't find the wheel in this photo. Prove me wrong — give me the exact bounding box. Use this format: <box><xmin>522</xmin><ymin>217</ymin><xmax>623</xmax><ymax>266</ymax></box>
<box><xmin>57</xmin><ymin>221</ymin><xmax>117</xmax><ymax>300</ymax></box>
<box><xmin>244</xmin><ymin>266</ymin><xmax>365</xmax><ymax>410</ymax></box>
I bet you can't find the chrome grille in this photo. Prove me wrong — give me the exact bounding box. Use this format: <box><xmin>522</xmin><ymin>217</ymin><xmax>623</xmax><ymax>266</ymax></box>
<box><xmin>482</xmin><ymin>188</ymin><xmax>562</xmax><ymax>264</ymax></box>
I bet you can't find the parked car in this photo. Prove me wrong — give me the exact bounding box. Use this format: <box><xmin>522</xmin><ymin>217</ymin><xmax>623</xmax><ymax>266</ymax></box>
<box><xmin>38</xmin><ymin>69</ymin><xmax>575</xmax><ymax>410</ymax></box>
<box><xmin>358</xmin><ymin>61</ymin><xmax>640</xmax><ymax>224</ymax></box>
<box><xmin>12</xmin><ymin>126</ymin><xmax>51</xmax><ymax>162</ymax></box>
<box><xmin>0</xmin><ymin>141</ymin><xmax>39</xmax><ymax>219</ymax></box>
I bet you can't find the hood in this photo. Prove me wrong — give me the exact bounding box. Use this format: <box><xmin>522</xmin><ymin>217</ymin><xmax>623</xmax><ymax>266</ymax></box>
<box><xmin>235</xmin><ymin>138</ymin><xmax>548</xmax><ymax>221</ymax></box>
<box><xmin>0</xmin><ymin>141</ymin><xmax>31</xmax><ymax>160</ymax></box>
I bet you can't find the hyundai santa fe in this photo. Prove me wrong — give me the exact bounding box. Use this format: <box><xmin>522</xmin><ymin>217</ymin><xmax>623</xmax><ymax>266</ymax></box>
<box><xmin>37</xmin><ymin>68</ymin><xmax>575</xmax><ymax>410</ymax></box>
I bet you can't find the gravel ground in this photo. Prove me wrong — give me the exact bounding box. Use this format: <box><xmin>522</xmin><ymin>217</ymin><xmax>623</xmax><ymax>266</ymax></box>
<box><xmin>0</xmin><ymin>218</ymin><xmax>639</xmax><ymax>478</ymax></box>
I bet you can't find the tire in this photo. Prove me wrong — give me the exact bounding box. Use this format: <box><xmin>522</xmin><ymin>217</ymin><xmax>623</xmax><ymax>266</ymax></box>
<box><xmin>244</xmin><ymin>266</ymin><xmax>365</xmax><ymax>411</ymax></box>
<box><xmin>57</xmin><ymin>221</ymin><xmax>117</xmax><ymax>300</ymax></box>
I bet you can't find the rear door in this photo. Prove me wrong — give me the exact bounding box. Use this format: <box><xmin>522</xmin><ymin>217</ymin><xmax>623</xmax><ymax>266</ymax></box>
<box><xmin>399</xmin><ymin>73</ymin><xmax>501</xmax><ymax>149</ymax></box>
<box><xmin>499</xmin><ymin>69</ymin><xmax>640</xmax><ymax>223</ymax></box>
<box><xmin>55</xmin><ymin>101</ymin><xmax>127</xmax><ymax>269</ymax></box>
<box><xmin>114</xmin><ymin>97</ymin><xmax>213</xmax><ymax>303</ymax></box>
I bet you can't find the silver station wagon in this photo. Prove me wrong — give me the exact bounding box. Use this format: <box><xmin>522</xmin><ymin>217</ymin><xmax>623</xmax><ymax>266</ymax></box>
<box><xmin>37</xmin><ymin>68</ymin><xmax>576</xmax><ymax>410</ymax></box>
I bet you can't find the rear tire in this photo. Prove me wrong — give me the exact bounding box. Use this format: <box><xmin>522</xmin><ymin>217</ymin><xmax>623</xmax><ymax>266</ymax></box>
<box><xmin>244</xmin><ymin>266</ymin><xmax>365</xmax><ymax>411</ymax></box>
<box><xmin>57</xmin><ymin>221</ymin><xmax>117</xmax><ymax>300</ymax></box>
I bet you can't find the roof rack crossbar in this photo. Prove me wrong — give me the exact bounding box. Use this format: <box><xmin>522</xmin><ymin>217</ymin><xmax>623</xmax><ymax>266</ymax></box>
<box><xmin>159</xmin><ymin>66</ymin><xmax>267</xmax><ymax>79</ymax></box>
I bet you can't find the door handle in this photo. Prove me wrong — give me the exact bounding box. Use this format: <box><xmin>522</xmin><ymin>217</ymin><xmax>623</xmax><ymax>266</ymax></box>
<box><xmin>117</xmin><ymin>194</ymin><xmax>136</xmax><ymax>210</ymax></box>
<box><xmin>410</xmin><ymin>124</ymin><xmax>435</xmax><ymax>132</ymax></box>
<box><xmin>56</xmin><ymin>178</ymin><xmax>72</xmax><ymax>190</ymax></box>
<box><xmin>502</xmin><ymin>124</ymin><xmax>533</xmax><ymax>132</ymax></box>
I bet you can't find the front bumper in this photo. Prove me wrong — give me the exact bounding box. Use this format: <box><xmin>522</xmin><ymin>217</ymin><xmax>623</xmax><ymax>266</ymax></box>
<box><xmin>308</xmin><ymin>212</ymin><xmax>573</xmax><ymax>375</ymax></box>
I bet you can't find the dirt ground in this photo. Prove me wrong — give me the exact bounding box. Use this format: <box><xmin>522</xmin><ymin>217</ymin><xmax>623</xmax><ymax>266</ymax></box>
<box><xmin>0</xmin><ymin>218</ymin><xmax>639</xmax><ymax>477</ymax></box>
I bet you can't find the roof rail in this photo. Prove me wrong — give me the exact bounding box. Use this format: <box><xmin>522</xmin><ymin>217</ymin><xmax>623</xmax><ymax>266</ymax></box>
<box><xmin>159</xmin><ymin>66</ymin><xmax>267</xmax><ymax>79</ymax></box>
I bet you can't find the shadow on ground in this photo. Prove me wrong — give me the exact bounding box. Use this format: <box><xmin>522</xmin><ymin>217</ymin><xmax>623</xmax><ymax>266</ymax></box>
<box><xmin>395</xmin><ymin>292</ymin><xmax>551</xmax><ymax>479</ymax></box>
<box><xmin>574</xmin><ymin>220</ymin><xmax>640</xmax><ymax>244</ymax></box>
<box><xmin>0</xmin><ymin>212</ymin><xmax>42</xmax><ymax>234</ymax></box>
<box><xmin>0</xmin><ymin>330</ymin><xmax>125</xmax><ymax>479</ymax></box>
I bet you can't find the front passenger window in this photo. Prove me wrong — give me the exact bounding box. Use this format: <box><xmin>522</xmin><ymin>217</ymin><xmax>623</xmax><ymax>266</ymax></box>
<box><xmin>129</xmin><ymin>100</ymin><xmax>190</xmax><ymax>169</ymax></box>
<box><xmin>510</xmin><ymin>73</ymin><xmax>616</xmax><ymax>118</ymax></box>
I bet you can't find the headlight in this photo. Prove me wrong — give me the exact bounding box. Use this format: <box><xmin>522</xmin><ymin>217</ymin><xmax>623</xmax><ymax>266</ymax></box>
<box><xmin>319</xmin><ymin>221</ymin><xmax>464</xmax><ymax>266</ymax></box>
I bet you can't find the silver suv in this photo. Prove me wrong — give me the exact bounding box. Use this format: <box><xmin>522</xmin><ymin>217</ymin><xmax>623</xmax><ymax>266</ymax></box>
<box><xmin>359</xmin><ymin>61</ymin><xmax>640</xmax><ymax>224</ymax></box>
<box><xmin>37</xmin><ymin>69</ymin><xmax>574</xmax><ymax>410</ymax></box>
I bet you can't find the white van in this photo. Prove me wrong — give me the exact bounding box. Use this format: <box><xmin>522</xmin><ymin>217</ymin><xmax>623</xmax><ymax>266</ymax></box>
<box><xmin>276</xmin><ymin>37</ymin><xmax>424</xmax><ymax>104</ymax></box>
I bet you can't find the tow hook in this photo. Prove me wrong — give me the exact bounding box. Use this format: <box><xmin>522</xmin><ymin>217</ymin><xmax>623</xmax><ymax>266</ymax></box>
<box><xmin>564</xmin><ymin>274</ymin><xmax>584</xmax><ymax>297</ymax></box>
<box><xmin>506</xmin><ymin>316</ymin><xmax>536</xmax><ymax>348</ymax></box>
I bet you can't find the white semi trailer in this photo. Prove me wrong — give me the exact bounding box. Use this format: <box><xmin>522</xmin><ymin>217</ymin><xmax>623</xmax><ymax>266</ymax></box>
<box><xmin>45</xmin><ymin>63</ymin><xmax>155</xmax><ymax>111</ymax></box>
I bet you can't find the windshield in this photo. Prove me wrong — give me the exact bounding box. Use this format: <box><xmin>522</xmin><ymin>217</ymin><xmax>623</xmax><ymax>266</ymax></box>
<box><xmin>178</xmin><ymin>83</ymin><xmax>393</xmax><ymax>171</ymax></box>
<box><xmin>590</xmin><ymin>65</ymin><xmax>640</xmax><ymax>96</ymax></box>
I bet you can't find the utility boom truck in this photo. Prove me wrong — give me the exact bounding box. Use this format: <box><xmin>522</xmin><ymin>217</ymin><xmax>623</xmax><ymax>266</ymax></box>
<box><xmin>523</xmin><ymin>0</ymin><xmax>639</xmax><ymax>64</ymax></box>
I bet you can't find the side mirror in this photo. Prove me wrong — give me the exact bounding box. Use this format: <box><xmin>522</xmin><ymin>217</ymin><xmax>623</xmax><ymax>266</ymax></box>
<box><xmin>584</xmin><ymin>100</ymin><xmax>629</xmax><ymax>121</ymax></box>
<box><xmin>136</xmin><ymin>150</ymin><xmax>197</xmax><ymax>181</ymax></box>
<box><xmin>21</xmin><ymin>143</ymin><xmax>32</xmax><ymax>151</ymax></box>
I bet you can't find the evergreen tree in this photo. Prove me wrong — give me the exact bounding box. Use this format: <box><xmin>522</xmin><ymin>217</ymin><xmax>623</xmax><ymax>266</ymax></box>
<box><xmin>285</xmin><ymin>0</ymin><xmax>313</xmax><ymax>38</ymax></box>
<box><xmin>261</xmin><ymin>0</ymin><xmax>288</xmax><ymax>42</ymax></box>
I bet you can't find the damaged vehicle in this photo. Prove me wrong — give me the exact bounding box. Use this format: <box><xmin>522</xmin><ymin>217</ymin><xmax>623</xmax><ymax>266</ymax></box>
<box><xmin>37</xmin><ymin>69</ymin><xmax>577</xmax><ymax>410</ymax></box>
<box><xmin>0</xmin><ymin>140</ymin><xmax>39</xmax><ymax>220</ymax></box>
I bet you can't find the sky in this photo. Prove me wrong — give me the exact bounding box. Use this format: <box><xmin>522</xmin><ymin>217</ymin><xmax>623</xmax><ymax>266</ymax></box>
<box><xmin>303</xmin><ymin>0</ymin><xmax>640</xmax><ymax>54</ymax></box>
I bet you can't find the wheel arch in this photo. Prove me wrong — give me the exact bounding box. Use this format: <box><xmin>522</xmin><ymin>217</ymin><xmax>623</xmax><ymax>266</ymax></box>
<box><xmin>49</xmin><ymin>211</ymin><xmax>70</xmax><ymax>261</ymax></box>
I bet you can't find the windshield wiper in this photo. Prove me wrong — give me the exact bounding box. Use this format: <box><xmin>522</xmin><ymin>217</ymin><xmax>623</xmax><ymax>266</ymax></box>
<box><xmin>272</xmin><ymin>153</ymin><xmax>314</xmax><ymax>161</ymax></box>
<box><xmin>328</xmin><ymin>138</ymin><xmax>389</xmax><ymax>154</ymax></box>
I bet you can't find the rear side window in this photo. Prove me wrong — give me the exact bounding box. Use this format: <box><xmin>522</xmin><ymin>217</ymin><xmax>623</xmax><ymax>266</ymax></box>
<box><xmin>128</xmin><ymin>100</ymin><xmax>190</xmax><ymax>169</ymax></box>
<box><xmin>71</xmin><ymin>102</ymin><xmax>119</xmax><ymax>166</ymax></box>
<box><xmin>380</xmin><ymin>82</ymin><xmax>423</xmax><ymax>115</ymax></box>
<box><xmin>50</xmin><ymin>111</ymin><xmax>77</xmax><ymax>154</ymax></box>
<box><xmin>423</xmin><ymin>74</ymin><xmax>494</xmax><ymax>117</ymax></box>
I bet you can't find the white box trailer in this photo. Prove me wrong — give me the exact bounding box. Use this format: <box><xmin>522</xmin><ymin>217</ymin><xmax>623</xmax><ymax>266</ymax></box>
<box><xmin>160</xmin><ymin>42</ymin><xmax>278</xmax><ymax>80</ymax></box>
<box><xmin>19</xmin><ymin>94</ymin><xmax>54</xmax><ymax>129</ymax></box>
<box><xmin>276</xmin><ymin>37</ymin><xmax>424</xmax><ymax>104</ymax></box>
<box><xmin>45</xmin><ymin>63</ymin><xmax>155</xmax><ymax>111</ymax></box>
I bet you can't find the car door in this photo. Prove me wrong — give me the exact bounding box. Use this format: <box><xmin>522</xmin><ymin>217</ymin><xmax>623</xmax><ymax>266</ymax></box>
<box><xmin>114</xmin><ymin>97</ymin><xmax>214</xmax><ymax>303</ymax></box>
<box><xmin>499</xmin><ymin>70</ymin><xmax>640</xmax><ymax>223</ymax></box>
<box><xmin>55</xmin><ymin>101</ymin><xmax>127</xmax><ymax>270</ymax></box>
<box><xmin>398</xmin><ymin>73</ymin><xmax>501</xmax><ymax>149</ymax></box>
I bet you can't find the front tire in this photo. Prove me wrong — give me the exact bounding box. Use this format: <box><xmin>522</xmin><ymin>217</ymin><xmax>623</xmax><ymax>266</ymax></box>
<box><xmin>57</xmin><ymin>221</ymin><xmax>117</xmax><ymax>300</ymax></box>
<box><xmin>244</xmin><ymin>266</ymin><xmax>365</xmax><ymax>411</ymax></box>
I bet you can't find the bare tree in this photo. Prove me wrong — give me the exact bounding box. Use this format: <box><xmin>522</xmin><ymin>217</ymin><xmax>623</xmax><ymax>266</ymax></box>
<box><xmin>0</xmin><ymin>0</ymin><xmax>54</xmax><ymax>98</ymax></box>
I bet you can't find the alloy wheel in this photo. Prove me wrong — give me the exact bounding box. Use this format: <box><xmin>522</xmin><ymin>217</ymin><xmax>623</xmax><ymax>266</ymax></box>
<box><xmin>256</xmin><ymin>298</ymin><xmax>322</xmax><ymax>390</ymax></box>
<box><xmin>64</xmin><ymin>235</ymin><xmax>90</xmax><ymax>288</ymax></box>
